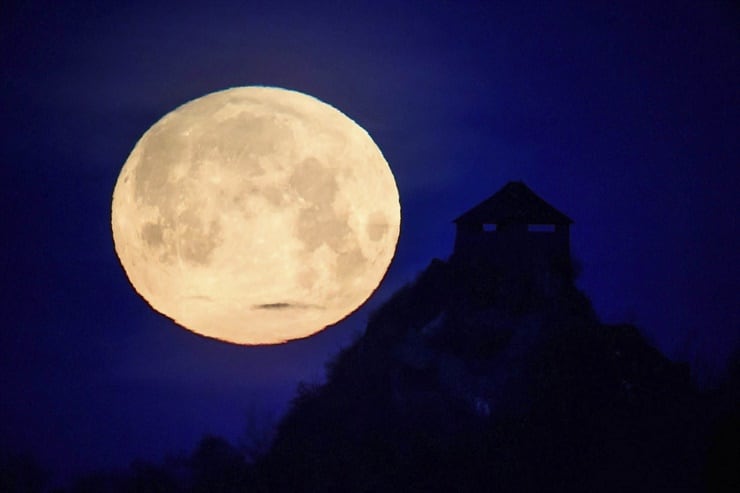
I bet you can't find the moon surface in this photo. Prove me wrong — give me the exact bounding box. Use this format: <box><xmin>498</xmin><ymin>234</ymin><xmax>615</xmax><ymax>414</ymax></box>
<box><xmin>111</xmin><ymin>87</ymin><xmax>400</xmax><ymax>345</ymax></box>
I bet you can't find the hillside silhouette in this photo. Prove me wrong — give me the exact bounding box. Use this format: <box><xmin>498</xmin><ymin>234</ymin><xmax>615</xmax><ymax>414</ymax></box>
<box><xmin>12</xmin><ymin>255</ymin><xmax>737</xmax><ymax>493</ymax></box>
<box><xmin>258</xmin><ymin>257</ymin><xmax>722</xmax><ymax>492</ymax></box>
<box><xmin>253</xmin><ymin>182</ymin><xmax>735</xmax><ymax>492</ymax></box>
<box><xmin>10</xmin><ymin>183</ymin><xmax>738</xmax><ymax>492</ymax></box>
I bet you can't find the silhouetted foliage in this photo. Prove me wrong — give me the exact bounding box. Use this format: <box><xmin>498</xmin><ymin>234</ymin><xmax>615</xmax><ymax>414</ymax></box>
<box><xmin>704</xmin><ymin>411</ymin><xmax>740</xmax><ymax>492</ymax></box>
<box><xmin>0</xmin><ymin>453</ymin><xmax>49</xmax><ymax>493</ymax></box>
<box><xmin>64</xmin><ymin>459</ymin><xmax>184</xmax><ymax>493</ymax></box>
<box><xmin>190</xmin><ymin>436</ymin><xmax>250</xmax><ymax>493</ymax></box>
<box><xmin>703</xmin><ymin>349</ymin><xmax>740</xmax><ymax>492</ymax></box>
<box><xmin>59</xmin><ymin>438</ymin><xmax>252</xmax><ymax>493</ymax></box>
<box><xmin>53</xmin><ymin>258</ymin><xmax>737</xmax><ymax>492</ymax></box>
<box><xmin>252</xmin><ymin>258</ymin><xmax>729</xmax><ymax>492</ymax></box>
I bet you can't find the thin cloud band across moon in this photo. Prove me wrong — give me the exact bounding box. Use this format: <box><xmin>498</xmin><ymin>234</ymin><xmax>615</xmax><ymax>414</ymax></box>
<box><xmin>111</xmin><ymin>87</ymin><xmax>401</xmax><ymax>345</ymax></box>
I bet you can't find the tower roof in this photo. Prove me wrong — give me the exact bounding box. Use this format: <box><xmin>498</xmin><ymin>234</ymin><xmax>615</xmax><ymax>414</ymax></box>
<box><xmin>454</xmin><ymin>181</ymin><xmax>573</xmax><ymax>225</ymax></box>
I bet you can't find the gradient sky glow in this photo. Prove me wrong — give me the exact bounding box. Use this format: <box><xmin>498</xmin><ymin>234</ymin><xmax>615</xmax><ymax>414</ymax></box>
<box><xmin>1</xmin><ymin>0</ymin><xmax>738</xmax><ymax>481</ymax></box>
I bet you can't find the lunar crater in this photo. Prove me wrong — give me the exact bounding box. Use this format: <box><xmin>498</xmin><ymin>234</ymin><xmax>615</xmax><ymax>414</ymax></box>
<box><xmin>141</xmin><ymin>222</ymin><xmax>164</xmax><ymax>247</ymax></box>
<box><xmin>289</xmin><ymin>157</ymin><xmax>338</xmax><ymax>207</ymax></box>
<box><xmin>178</xmin><ymin>218</ymin><xmax>223</xmax><ymax>265</ymax></box>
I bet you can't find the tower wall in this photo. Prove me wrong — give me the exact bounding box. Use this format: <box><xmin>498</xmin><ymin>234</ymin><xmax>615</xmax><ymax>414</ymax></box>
<box><xmin>452</xmin><ymin>223</ymin><xmax>570</xmax><ymax>275</ymax></box>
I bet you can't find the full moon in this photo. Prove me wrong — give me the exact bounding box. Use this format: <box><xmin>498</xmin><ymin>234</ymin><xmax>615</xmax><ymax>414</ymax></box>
<box><xmin>111</xmin><ymin>87</ymin><xmax>400</xmax><ymax>345</ymax></box>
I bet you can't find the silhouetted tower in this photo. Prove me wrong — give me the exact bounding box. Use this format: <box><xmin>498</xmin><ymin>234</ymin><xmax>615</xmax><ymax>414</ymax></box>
<box><xmin>452</xmin><ymin>181</ymin><xmax>572</xmax><ymax>276</ymax></box>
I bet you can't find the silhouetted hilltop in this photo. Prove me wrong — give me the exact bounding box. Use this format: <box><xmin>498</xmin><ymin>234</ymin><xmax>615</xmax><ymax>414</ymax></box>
<box><xmin>35</xmin><ymin>174</ymin><xmax>740</xmax><ymax>492</ymax></box>
<box><xmin>258</xmin><ymin>258</ymin><xmax>717</xmax><ymax>493</ymax></box>
<box><xmin>32</xmin><ymin>257</ymin><xmax>738</xmax><ymax>493</ymax></box>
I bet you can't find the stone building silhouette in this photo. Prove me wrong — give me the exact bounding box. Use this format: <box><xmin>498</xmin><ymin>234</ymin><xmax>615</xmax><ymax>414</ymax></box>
<box><xmin>452</xmin><ymin>181</ymin><xmax>572</xmax><ymax>277</ymax></box>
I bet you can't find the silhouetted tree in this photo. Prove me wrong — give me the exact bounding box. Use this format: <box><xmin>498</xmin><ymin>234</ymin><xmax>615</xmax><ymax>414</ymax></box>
<box><xmin>190</xmin><ymin>436</ymin><xmax>250</xmax><ymax>493</ymax></box>
<box><xmin>238</xmin><ymin>405</ymin><xmax>277</xmax><ymax>463</ymax></box>
<box><xmin>0</xmin><ymin>453</ymin><xmax>49</xmax><ymax>493</ymax></box>
<box><xmin>255</xmin><ymin>257</ymin><xmax>715</xmax><ymax>492</ymax></box>
<box><xmin>59</xmin><ymin>255</ymin><xmax>738</xmax><ymax>493</ymax></box>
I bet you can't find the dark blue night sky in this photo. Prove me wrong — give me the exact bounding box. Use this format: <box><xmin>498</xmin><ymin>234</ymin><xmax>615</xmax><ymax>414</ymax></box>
<box><xmin>1</xmin><ymin>0</ymin><xmax>738</xmax><ymax>481</ymax></box>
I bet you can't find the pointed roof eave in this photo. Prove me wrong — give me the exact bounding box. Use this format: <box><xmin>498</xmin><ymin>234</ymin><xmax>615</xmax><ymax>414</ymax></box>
<box><xmin>453</xmin><ymin>181</ymin><xmax>573</xmax><ymax>225</ymax></box>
